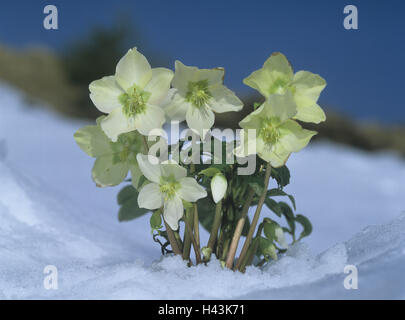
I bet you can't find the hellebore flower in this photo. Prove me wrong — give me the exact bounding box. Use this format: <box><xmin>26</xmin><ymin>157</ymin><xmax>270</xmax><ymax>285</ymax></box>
<box><xmin>244</xmin><ymin>52</ymin><xmax>326</xmax><ymax>124</ymax></box>
<box><xmin>235</xmin><ymin>93</ymin><xmax>317</xmax><ymax>167</ymax></box>
<box><xmin>74</xmin><ymin>116</ymin><xmax>145</xmax><ymax>188</ymax></box>
<box><xmin>89</xmin><ymin>48</ymin><xmax>173</xmax><ymax>141</ymax></box>
<box><xmin>136</xmin><ymin>154</ymin><xmax>207</xmax><ymax>230</ymax></box>
<box><xmin>211</xmin><ymin>173</ymin><xmax>228</xmax><ymax>203</ymax></box>
<box><xmin>164</xmin><ymin>61</ymin><xmax>243</xmax><ymax>138</ymax></box>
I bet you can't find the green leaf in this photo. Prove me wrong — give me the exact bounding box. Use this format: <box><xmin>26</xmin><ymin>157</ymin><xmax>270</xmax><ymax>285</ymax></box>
<box><xmin>150</xmin><ymin>210</ymin><xmax>163</xmax><ymax>230</ymax></box>
<box><xmin>264</xmin><ymin>198</ymin><xmax>282</xmax><ymax>217</ymax></box>
<box><xmin>199</xmin><ymin>167</ymin><xmax>221</xmax><ymax>177</ymax></box>
<box><xmin>295</xmin><ymin>214</ymin><xmax>313</xmax><ymax>240</ymax></box>
<box><xmin>278</xmin><ymin>202</ymin><xmax>295</xmax><ymax>235</ymax></box>
<box><xmin>267</xmin><ymin>188</ymin><xmax>296</xmax><ymax>210</ymax></box>
<box><xmin>263</xmin><ymin>220</ymin><xmax>279</xmax><ymax>241</ymax></box>
<box><xmin>259</xmin><ymin>237</ymin><xmax>277</xmax><ymax>260</ymax></box>
<box><xmin>197</xmin><ymin>196</ymin><xmax>216</xmax><ymax>232</ymax></box>
<box><xmin>271</xmin><ymin>166</ymin><xmax>290</xmax><ymax>188</ymax></box>
<box><xmin>117</xmin><ymin>185</ymin><xmax>149</xmax><ymax>222</ymax></box>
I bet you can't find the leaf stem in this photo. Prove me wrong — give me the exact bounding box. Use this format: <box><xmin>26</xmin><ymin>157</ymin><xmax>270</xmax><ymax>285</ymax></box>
<box><xmin>225</xmin><ymin>187</ymin><xmax>255</xmax><ymax>269</ymax></box>
<box><xmin>163</xmin><ymin>219</ymin><xmax>182</xmax><ymax>255</ymax></box>
<box><xmin>184</xmin><ymin>216</ymin><xmax>202</xmax><ymax>264</ymax></box>
<box><xmin>206</xmin><ymin>201</ymin><xmax>223</xmax><ymax>253</ymax></box>
<box><xmin>182</xmin><ymin>208</ymin><xmax>193</xmax><ymax>261</ymax></box>
<box><xmin>235</xmin><ymin>162</ymin><xmax>272</xmax><ymax>271</ymax></box>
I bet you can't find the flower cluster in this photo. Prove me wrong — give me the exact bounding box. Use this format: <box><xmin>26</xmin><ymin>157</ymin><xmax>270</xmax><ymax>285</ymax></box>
<box><xmin>74</xmin><ymin>48</ymin><xmax>326</xmax><ymax>271</ymax></box>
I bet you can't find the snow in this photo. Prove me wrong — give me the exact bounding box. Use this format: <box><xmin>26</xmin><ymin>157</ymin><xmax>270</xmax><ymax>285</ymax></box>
<box><xmin>0</xmin><ymin>83</ymin><xmax>404</xmax><ymax>299</ymax></box>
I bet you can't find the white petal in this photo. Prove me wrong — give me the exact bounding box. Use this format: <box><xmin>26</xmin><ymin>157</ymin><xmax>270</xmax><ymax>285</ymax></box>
<box><xmin>172</xmin><ymin>60</ymin><xmax>197</xmax><ymax>94</ymax></box>
<box><xmin>144</xmin><ymin>67</ymin><xmax>174</xmax><ymax>105</ymax></box>
<box><xmin>136</xmin><ymin>154</ymin><xmax>161</xmax><ymax>183</ymax></box>
<box><xmin>138</xmin><ymin>183</ymin><xmax>163</xmax><ymax>209</ymax></box>
<box><xmin>185</xmin><ymin>106</ymin><xmax>215</xmax><ymax>139</ymax></box>
<box><xmin>163</xmin><ymin>90</ymin><xmax>190</xmax><ymax>122</ymax></box>
<box><xmin>275</xmin><ymin>227</ymin><xmax>288</xmax><ymax>249</ymax></box>
<box><xmin>209</xmin><ymin>84</ymin><xmax>243</xmax><ymax>113</ymax></box>
<box><xmin>211</xmin><ymin>174</ymin><xmax>227</xmax><ymax>203</ymax></box>
<box><xmin>163</xmin><ymin>195</ymin><xmax>184</xmax><ymax>230</ymax></box>
<box><xmin>135</xmin><ymin>104</ymin><xmax>165</xmax><ymax>136</ymax></box>
<box><xmin>115</xmin><ymin>48</ymin><xmax>152</xmax><ymax>91</ymax></box>
<box><xmin>160</xmin><ymin>162</ymin><xmax>187</xmax><ymax>180</ymax></box>
<box><xmin>89</xmin><ymin>76</ymin><xmax>123</xmax><ymax>113</ymax></box>
<box><xmin>178</xmin><ymin>177</ymin><xmax>207</xmax><ymax>202</ymax></box>
<box><xmin>100</xmin><ymin>107</ymin><xmax>135</xmax><ymax>142</ymax></box>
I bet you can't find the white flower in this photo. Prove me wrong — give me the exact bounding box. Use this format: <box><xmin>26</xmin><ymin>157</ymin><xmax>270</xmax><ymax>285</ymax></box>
<box><xmin>164</xmin><ymin>61</ymin><xmax>243</xmax><ymax>138</ymax></box>
<box><xmin>136</xmin><ymin>154</ymin><xmax>207</xmax><ymax>230</ymax></box>
<box><xmin>89</xmin><ymin>48</ymin><xmax>173</xmax><ymax>142</ymax></box>
<box><xmin>211</xmin><ymin>173</ymin><xmax>227</xmax><ymax>203</ymax></box>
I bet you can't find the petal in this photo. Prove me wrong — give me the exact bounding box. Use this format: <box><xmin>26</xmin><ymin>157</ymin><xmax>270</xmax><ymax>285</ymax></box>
<box><xmin>129</xmin><ymin>163</ymin><xmax>143</xmax><ymax>190</ymax></box>
<box><xmin>135</xmin><ymin>104</ymin><xmax>165</xmax><ymax>136</ymax></box>
<box><xmin>262</xmin><ymin>92</ymin><xmax>297</xmax><ymax>122</ymax></box>
<box><xmin>100</xmin><ymin>107</ymin><xmax>136</xmax><ymax>142</ymax></box>
<box><xmin>89</xmin><ymin>76</ymin><xmax>123</xmax><ymax>113</ymax></box>
<box><xmin>294</xmin><ymin>103</ymin><xmax>326</xmax><ymax>124</ymax></box>
<box><xmin>138</xmin><ymin>182</ymin><xmax>163</xmax><ymax>210</ymax></box>
<box><xmin>163</xmin><ymin>89</ymin><xmax>190</xmax><ymax>122</ymax></box>
<box><xmin>172</xmin><ymin>61</ymin><xmax>224</xmax><ymax>94</ymax></box>
<box><xmin>92</xmin><ymin>154</ymin><xmax>129</xmax><ymax>187</ymax></box>
<box><xmin>115</xmin><ymin>48</ymin><xmax>152</xmax><ymax>91</ymax></box>
<box><xmin>244</xmin><ymin>52</ymin><xmax>293</xmax><ymax>98</ymax></box>
<box><xmin>74</xmin><ymin>124</ymin><xmax>112</xmax><ymax>158</ymax></box>
<box><xmin>163</xmin><ymin>195</ymin><xmax>184</xmax><ymax>230</ymax></box>
<box><xmin>292</xmin><ymin>71</ymin><xmax>326</xmax><ymax>107</ymax></box>
<box><xmin>239</xmin><ymin>104</ymin><xmax>266</xmax><ymax>129</ymax></box>
<box><xmin>259</xmin><ymin>141</ymin><xmax>291</xmax><ymax>168</ymax></box>
<box><xmin>178</xmin><ymin>177</ymin><xmax>207</xmax><ymax>202</ymax></box>
<box><xmin>160</xmin><ymin>162</ymin><xmax>187</xmax><ymax>180</ymax></box>
<box><xmin>209</xmin><ymin>84</ymin><xmax>243</xmax><ymax>113</ymax></box>
<box><xmin>136</xmin><ymin>153</ymin><xmax>161</xmax><ymax>183</ymax></box>
<box><xmin>144</xmin><ymin>67</ymin><xmax>174</xmax><ymax>105</ymax></box>
<box><xmin>278</xmin><ymin>120</ymin><xmax>317</xmax><ymax>152</ymax></box>
<box><xmin>234</xmin><ymin>129</ymin><xmax>260</xmax><ymax>157</ymax></box>
<box><xmin>185</xmin><ymin>105</ymin><xmax>215</xmax><ymax>139</ymax></box>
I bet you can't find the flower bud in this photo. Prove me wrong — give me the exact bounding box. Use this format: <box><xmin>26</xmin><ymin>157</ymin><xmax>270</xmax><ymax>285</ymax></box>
<box><xmin>211</xmin><ymin>173</ymin><xmax>227</xmax><ymax>203</ymax></box>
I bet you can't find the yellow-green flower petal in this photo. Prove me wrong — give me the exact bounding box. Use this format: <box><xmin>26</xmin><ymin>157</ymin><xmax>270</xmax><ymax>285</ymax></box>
<box><xmin>178</xmin><ymin>177</ymin><xmax>207</xmax><ymax>202</ymax></box>
<box><xmin>100</xmin><ymin>107</ymin><xmax>135</xmax><ymax>142</ymax></box>
<box><xmin>115</xmin><ymin>48</ymin><xmax>152</xmax><ymax>91</ymax></box>
<box><xmin>163</xmin><ymin>194</ymin><xmax>184</xmax><ymax>230</ymax></box>
<box><xmin>209</xmin><ymin>84</ymin><xmax>243</xmax><ymax>113</ymax></box>
<box><xmin>185</xmin><ymin>105</ymin><xmax>215</xmax><ymax>139</ymax></box>
<box><xmin>136</xmin><ymin>154</ymin><xmax>161</xmax><ymax>184</ymax></box>
<box><xmin>89</xmin><ymin>76</ymin><xmax>123</xmax><ymax>113</ymax></box>
<box><xmin>210</xmin><ymin>173</ymin><xmax>227</xmax><ymax>203</ymax></box>
<box><xmin>135</xmin><ymin>104</ymin><xmax>166</xmax><ymax>136</ymax></box>
<box><xmin>295</xmin><ymin>103</ymin><xmax>326</xmax><ymax>124</ymax></box>
<box><xmin>138</xmin><ymin>182</ymin><xmax>163</xmax><ymax>209</ymax></box>
<box><xmin>161</xmin><ymin>162</ymin><xmax>187</xmax><ymax>180</ymax></box>
<box><xmin>278</xmin><ymin>120</ymin><xmax>317</xmax><ymax>152</ymax></box>
<box><xmin>259</xmin><ymin>141</ymin><xmax>291</xmax><ymax>168</ymax></box>
<box><xmin>163</xmin><ymin>90</ymin><xmax>190</xmax><ymax>122</ymax></box>
<box><xmin>144</xmin><ymin>67</ymin><xmax>174</xmax><ymax>105</ymax></box>
<box><xmin>243</xmin><ymin>52</ymin><xmax>293</xmax><ymax>98</ymax></box>
<box><xmin>74</xmin><ymin>124</ymin><xmax>112</xmax><ymax>158</ymax></box>
<box><xmin>92</xmin><ymin>154</ymin><xmax>129</xmax><ymax>187</ymax></box>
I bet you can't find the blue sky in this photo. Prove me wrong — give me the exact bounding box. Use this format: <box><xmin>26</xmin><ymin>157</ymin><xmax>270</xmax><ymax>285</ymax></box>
<box><xmin>0</xmin><ymin>0</ymin><xmax>404</xmax><ymax>123</ymax></box>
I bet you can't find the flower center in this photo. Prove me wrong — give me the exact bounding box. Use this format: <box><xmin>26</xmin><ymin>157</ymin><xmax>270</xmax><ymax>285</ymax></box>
<box><xmin>185</xmin><ymin>79</ymin><xmax>212</xmax><ymax>108</ymax></box>
<box><xmin>119</xmin><ymin>85</ymin><xmax>150</xmax><ymax>118</ymax></box>
<box><xmin>160</xmin><ymin>176</ymin><xmax>181</xmax><ymax>200</ymax></box>
<box><xmin>268</xmin><ymin>78</ymin><xmax>289</xmax><ymax>95</ymax></box>
<box><xmin>259</xmin><ymin>118</ymin><xmax>281</xmax><ymax>145</ymax></box>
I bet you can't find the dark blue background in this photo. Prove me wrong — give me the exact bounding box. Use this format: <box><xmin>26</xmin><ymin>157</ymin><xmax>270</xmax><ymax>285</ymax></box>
<box><xmin>0</xmin><ymin>0</ymin><xmax>404</xmax><ymax>123</ymax></box>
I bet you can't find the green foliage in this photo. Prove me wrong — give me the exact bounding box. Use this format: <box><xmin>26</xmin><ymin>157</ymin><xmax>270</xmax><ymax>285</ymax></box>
<box><xmin>270</xmin><ymin>166</ymin><xmax>291</xmax><ymax>189</ymax></box>
<box><xmin>117</xmin><ymin>185</ymin><xmax>148</xmax><ymax>222</ymax></box>
<box><xmin>295</xmin><ymin>214</ymin><xmax>313</xmax><ymax>240</ymax></box>
<box><xmin>150</xmin><ymin>210</ymin><xmax>163</xmax><ymax>230</ymax></box>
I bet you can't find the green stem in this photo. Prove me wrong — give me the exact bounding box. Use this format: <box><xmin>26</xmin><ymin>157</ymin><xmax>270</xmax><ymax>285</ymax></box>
<box><xmin>184</xmin><ymin>216</ymin><xmax>202</xmax><ymax>264</ymax></box>
<box><xmin>207</xmin><ymin>201</ymin><xmax>223</xmax><ymax>252</ymax></box>
<box><xmin>239</xmin><ymin>223</ymin><xmax>264</xmax><ymax>272</ymax></box>
<box><xmin>193</xmin><ymin>204</ymin><xmax>200</xmax><ymax>249</ymax></box>
<box><xmin>235</xmin><ymin>163</ymin><xmax>272</xmax><ymax>271</ymax></box>
<box><xmin>225</xmin><ymin>187</ymin><xmax>255</xmax><ymax>269</ymax></box>
<box><xmin>142</xmin><ymin>136</ymin><xmax>149</xmax><ymax>153</ymax></box>
<box><xmin>182</xmin><ymin>208</ymin><xmax>193</xmax><ymax>260</ymax></box>
<box><xmin>163</xmin><ymin>219</ymin><xmax>182</xmax><ymax>255</ymax></box>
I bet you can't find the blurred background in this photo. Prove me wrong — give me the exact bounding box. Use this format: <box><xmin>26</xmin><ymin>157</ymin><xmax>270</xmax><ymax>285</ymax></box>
<box><xmin>0</xmin><ymin>0</ymin><xmax>404</xmax><ymax>155</ymax></box>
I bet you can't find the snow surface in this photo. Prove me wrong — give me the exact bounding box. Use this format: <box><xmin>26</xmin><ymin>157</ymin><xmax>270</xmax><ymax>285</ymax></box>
<box><xmin>0</xmin><ymin>83</ymin><xmax>404</xmax><ymax>299</ymax></box>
